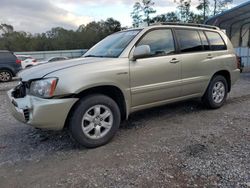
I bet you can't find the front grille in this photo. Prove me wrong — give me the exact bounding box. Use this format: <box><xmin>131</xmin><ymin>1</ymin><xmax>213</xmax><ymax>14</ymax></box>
<box><xmin>23</xmin><ymin>109</ymin><xmax>30</xmax><ymax>121</ymax></box>
<box><xmin>12</xmin><ymin>82</ymin><xmax>26</xmax><ymax>98</ymax></box>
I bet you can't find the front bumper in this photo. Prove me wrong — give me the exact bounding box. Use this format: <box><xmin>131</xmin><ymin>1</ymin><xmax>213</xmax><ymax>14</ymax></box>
<box><xmin>7</xmin><ymin>89</ymin><xmax>78</xmax><ymax>130</ymax></box>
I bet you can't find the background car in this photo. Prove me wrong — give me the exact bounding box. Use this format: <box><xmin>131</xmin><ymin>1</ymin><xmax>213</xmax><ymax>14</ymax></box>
<box><xmin>16</xmin><ymin>55</ymin><xmax>38</xmax><ymax>69</ymax></box>
<box><xmin>0</xmin><ymin>50</ymin><xmax>22</xmax><ymax>82</ymax></box>
<box><xmin>37</xmin><ymin>56</ymin><xmax>69</xmax><ymax>65</ymax></box>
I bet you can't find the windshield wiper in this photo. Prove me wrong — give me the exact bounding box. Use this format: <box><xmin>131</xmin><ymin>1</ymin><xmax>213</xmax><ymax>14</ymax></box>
<box><xmin>84</xmin><ymin>55</ymin><xmax>117</xmax><ymax>58</ymax></box>
<box><xmin>84</xmin><ymin>55</ymin><xmax>105</xmax><ymax>58</ymax></box>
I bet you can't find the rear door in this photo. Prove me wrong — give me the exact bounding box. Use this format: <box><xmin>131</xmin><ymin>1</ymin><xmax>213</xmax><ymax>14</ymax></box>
<box><xmin>130</xmin><ymin>29</ymin><xmax>181</xmax><ymax>108</ymax></box>
<box><xmin>174</xmin><ymin>29</ymin><xmax>214</xmax><ymax>96</ymax></box>
<box><xmin>204</xmin><ymin>31</ymin><xmax>229</xmax><ymax>70</ymax></box>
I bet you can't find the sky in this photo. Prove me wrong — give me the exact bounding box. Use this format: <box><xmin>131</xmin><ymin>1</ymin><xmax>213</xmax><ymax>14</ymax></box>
<box><xmin>0</xmin><ymin>0</ymin><xmax>247</xmax><ymax>34</ymax></box>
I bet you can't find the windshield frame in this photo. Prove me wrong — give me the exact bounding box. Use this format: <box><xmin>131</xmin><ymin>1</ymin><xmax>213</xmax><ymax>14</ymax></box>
<box><xmin>83</xmin><ymin>29</ymin><xmax>142</xmax><ymax>58</ymax></box>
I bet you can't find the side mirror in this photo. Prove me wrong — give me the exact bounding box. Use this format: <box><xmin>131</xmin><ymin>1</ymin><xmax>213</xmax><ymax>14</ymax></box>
<box><xmin>132</xmin><ymin>45</ymin><xmax>151</xmax><ymax>60</ymax></box>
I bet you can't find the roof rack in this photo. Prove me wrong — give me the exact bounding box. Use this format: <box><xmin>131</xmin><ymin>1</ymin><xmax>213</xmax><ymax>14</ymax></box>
<box><xmin>151</xmin><ymin>22</ymin><xmax>220</xmax><ymax>30</ymax></box>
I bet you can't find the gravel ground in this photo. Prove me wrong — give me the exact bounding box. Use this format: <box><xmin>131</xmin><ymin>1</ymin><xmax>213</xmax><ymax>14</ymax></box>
<box><xmin>0</xmin><ymin>73</ymin><xmax>249</xmax><ymax>188</ymax></box>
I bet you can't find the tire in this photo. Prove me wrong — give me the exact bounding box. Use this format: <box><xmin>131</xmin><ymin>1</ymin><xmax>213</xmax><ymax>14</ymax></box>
<box><xmin>69</xmin><ymin>94</ymin><xmax>121</xmax><ymax>148</ymax></box>
<box><xmin>0</xmin><ymin>69</ymin><xmax>13</xmax><ymax>82</ymax></box>
<box><xmin>25</xmin><ymin>65</ymin><xmax>33</xmax><ymax>68</ymax></box>
<box><xmin>202</xmin><ymin>75</ymin><xmax>228</xmax><ymax>109</ymax></box>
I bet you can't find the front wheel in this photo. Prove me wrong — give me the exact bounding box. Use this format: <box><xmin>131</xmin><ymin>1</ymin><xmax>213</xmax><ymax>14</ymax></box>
<box><xmin>69</xmin><ymin>94</ymin><xmax>121</xmax><ymax>148</ymax></box>
<box><xmin>202</xmin><ymin>75</ymin><xmax>228</xmax><ymax>109</ymax></box>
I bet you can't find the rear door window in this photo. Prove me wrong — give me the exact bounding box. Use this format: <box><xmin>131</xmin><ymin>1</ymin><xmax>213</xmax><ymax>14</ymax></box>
<box><xmin>198</xmin><ymin>31</ymin><xmax>210</xmax><ymax>51</ymax></box>
<box><xmin>175</xmin><ymin>29</ymin><xmax>203</xmax><ymax>53</ymax></box>
<box><xmin>205</xmin><ymin>31</ymin><xmax>226</xmax><ymax>51</ymax></box>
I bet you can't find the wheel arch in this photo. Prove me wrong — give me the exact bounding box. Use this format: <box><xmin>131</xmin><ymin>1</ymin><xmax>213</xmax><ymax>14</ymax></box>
<box><xmin>25</xmin><ymin>65</ymin><xmax>33</xmax><ymax>68</ymax></box>
<box><xmin>211</xmin><ymin>70</ymin><xmax>231</xmax><ymax>92</ymax></box>
<box><xmin>0</xmin><ymin>67</ymin><xmax>14</xmax><ymax>76</ymax></box>
<box><xmin>64</xmin><ymin>85</ymin><xmax>128</xmax><ymax>129</ymax></box>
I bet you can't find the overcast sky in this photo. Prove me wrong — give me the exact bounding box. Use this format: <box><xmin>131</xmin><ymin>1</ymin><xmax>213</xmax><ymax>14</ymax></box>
<box><xmin>0</xmin><ymin>0</ymin><xmax>247</xmax><ymax>33</ymax></box>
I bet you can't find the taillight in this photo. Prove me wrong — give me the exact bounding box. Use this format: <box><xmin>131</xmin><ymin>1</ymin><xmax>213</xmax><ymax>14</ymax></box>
<box><xmin>16</xmin><ymin>59</ymin><xmax>22</xmax><ymax>64</ymax></box>
<box><xmin>32</xmin><ymin>59</ymin><xmax>37</xmax><ymax>63</ymax></box>
<box><xmin>236</xmin><ymin>56</ymin><xmax>241</xmax><ymax>69</ymax></box>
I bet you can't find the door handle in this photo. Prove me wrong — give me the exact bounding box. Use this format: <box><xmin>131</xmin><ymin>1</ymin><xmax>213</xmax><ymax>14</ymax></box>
<box><xmin>169</xmin><ymin>58</ymin><xmax>179</xmax><ymax>64</ymax></box>
<box><xmin>207</xmin><ymin>54</ymin><xmax>213</xmax><ymax>59</ymax></box>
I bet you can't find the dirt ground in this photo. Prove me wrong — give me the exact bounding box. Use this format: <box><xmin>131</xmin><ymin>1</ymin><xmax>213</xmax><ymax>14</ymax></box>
<box><xmin>0</xmin><ymin>73</ymin><xmax>249</xmax><ymax>188</ymax></box>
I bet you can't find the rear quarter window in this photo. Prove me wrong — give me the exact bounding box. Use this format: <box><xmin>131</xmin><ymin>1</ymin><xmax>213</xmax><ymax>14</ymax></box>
<box><xmin>205</xmin><ymin>31</ymin><xmax>227</xmax><ymax>51</ymax></box>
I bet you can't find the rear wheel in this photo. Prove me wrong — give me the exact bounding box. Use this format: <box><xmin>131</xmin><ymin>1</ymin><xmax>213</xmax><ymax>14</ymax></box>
<box><xmin>69</xmin><ymin>94</ymin><xmax>121</xmax><ymax>148</ymax></box>
<box><xmin>202</xmin><ymin>75</ymin><xmax>228</xmax><ymax>109</ymax></box>
<box><xmin>0</xmin><ymin>70</ymin><xmax>12</xmax><ymax>82</ymax></box>
<box><xmin>25</xmin><ymin>65</ymin><xmax>33</xmax><ymax>68</ymax></box>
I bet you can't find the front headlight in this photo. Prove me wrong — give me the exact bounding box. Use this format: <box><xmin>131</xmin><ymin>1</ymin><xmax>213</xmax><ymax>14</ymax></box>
<box><xmin>29</xmin><ymin>78</ymin><xmax>58</xmax><ymax>98</ymax></box>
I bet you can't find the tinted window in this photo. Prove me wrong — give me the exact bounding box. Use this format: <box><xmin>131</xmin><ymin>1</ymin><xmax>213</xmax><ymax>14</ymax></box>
<box><xmin>19</xmin><ymin>56</ymin><xmax>31</xmax><ymax>61</ymax></box>
<box><xmin>0</xmin><ymin>52</ymin><xmax>15</xmax><ymax>61</ymax></box>
<box><xmin>49</xmin><ymin>58</ymin><xmax>58</xmax><ymax>62</ymax></box>
<box><xmin>58</xmin><ymin>57</ymin><xmax>67</xmax><ymax>60</ymax></box>
<box><xmin>199</xmin><ymin>31</ymin><xmax>210</xmax><ymax>50</ymax></box>
<box><xmin>137</xmin><ymin>29</ymin><xmax>175</xmax><ymax>56</ymax></box>
<box><xmin>175</xmin><ymin>29</ymin><xmax>203</xmax><ymax>53</ymax></box>
<box><xmin>205</xmin><ymin>31</ymin><xmax>226</xmax><ymax>51</ymax></box>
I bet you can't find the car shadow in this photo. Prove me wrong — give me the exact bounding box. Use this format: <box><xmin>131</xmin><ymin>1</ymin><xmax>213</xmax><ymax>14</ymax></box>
<box><xmin>120</xmin><ymin>99</ymin><xmax>205</xmax><ymax>130</ymax></box>
<box><xmin>0</xmin><ymin>98</ymin><xmax>208</xmax><ymax>165</ymax></box>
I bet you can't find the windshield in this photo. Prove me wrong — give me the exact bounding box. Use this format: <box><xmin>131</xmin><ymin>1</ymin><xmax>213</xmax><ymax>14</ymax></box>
<box><xmin>84</xmin><ymin>30</ymin><xmax>141</xmax><ymax>58</ymax></box>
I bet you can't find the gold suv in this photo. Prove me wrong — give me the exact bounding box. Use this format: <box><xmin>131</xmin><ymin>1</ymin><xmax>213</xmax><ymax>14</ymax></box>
<box><xmin>7</xmin><ymin>23</ymin><xmax>240</xmax><ymax>148</ymax></box>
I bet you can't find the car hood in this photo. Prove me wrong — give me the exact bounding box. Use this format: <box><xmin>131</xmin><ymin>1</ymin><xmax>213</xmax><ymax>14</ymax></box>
<box><xmin>18</xmin><ymin>57</ymin><xmax>115</xmax><ymax>81</ymax></box>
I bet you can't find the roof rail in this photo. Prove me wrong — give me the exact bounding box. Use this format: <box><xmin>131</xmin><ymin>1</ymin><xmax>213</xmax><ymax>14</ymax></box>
<box><xmin>151</xmin><ymin>22</ymin><xmax>220</xmax><ymax>30</ymax></box>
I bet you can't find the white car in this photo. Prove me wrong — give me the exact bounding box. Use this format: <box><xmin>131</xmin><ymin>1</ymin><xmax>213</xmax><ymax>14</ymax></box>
<box><xmin>37</xmin><ymin>56</ymin><xmax>69</xmax><ymax>65</ymax></box>
<box><xmin>16</xmin><ymin>55</ymin><xmax>38</xmax><ymax>69</ymax></box>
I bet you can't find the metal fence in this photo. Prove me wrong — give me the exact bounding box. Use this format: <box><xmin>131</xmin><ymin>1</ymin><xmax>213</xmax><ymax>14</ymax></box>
<box><xmin>14</xmin><ymin>48</ymin><xmax>250</xmax><ymax>71</ymax></box>
<box><xmin>235</xmin><ymin>47</ymin><xmax>250</xmax><ymax>71</ymax></box>
<box><xmin>15</xmin><ymin>49</ymin><xmax>88</xmax><ymax>61</ymax></box>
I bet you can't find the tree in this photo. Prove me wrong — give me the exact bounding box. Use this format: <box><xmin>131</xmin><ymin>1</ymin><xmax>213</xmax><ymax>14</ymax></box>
<box><xmin>152</xmin><ymin>12</ymin><xmax>180</xmax><ymax>23</ymax></box>
<box><xmin>142</xmin><ymin>0</ymin><xmax>156</xmax><ymax>25</ymax></box>
<box><xmin>131</xmin><ymin>0</ymin><xmax>156</xmax><ymax>27</ymax></box>
<box><xmin>103</xmin><ymin>18</ymin><xmax>121</xmax><ymax>34</ymax></box>
<box><xmin>0</xmin><ymin>18</ymin><xmax>122</xmax><ymax>51</ymax></box>
<box><xmin>131</xmin><ymin>2</ymin><xmax>143</xmax><ymax>27</ymax></box>
<box><xmin>213</xmin><ymin>0</ymin><xmax>233</xmax><ymax>15</ymax></box>
<box><xmin>196</xmin><ymin>0</ymin><xmax>210</xmax><ymax>23</ymax></box>
<box><xmin>177</xmin><ymin>0</ymin><xmax>192</xmax><ymax>23</ymax></box>
<box><xmin>0</xmin><ymin>23</ymin><xmax>14</xmax><ymax>35</ymax></box>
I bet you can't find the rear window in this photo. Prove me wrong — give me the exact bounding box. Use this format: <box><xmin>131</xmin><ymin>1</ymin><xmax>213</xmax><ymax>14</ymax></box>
<box><xmin>205</xmin><ymin>31</ymin><xmax>227</xmax><ymax>51</ymax></box>
<box><xmin>0</xmin><ymin>52</ymin><xmax>16</xmax><ymax>61</ymax></box>
<box><xmin>17</xmin><ymin>56</ymin><xmax>29</xmax><ymax>61</ymax></box>
<box><xmin>175</xmin><ymin>29</ymin><xmax>203</xmax><ymax>53</ymax></box>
